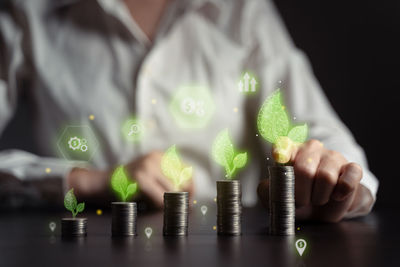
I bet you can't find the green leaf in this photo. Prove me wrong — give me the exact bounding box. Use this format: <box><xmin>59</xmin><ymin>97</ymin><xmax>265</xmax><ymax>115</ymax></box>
<box><xmin>161</xmin><ymin>145</ymin><xmax>182</xmax><ymax>185</ymax></box>
<box><xmin>212</xmin><ymin>129</ymin><xmax>234</xmax><ymax>169</ymax></box>
<box><xmin>64</xmin><ymin>188</ymin><xmax>77</xmax><ymax>213</ymax></box>
<box><xmin>179</xmin><ymin>167</ymin><xmax>193</xmax><ymax>186</ymax></box>
<box><xmin>288</xmin><ymin>124</ymin><xmax>308</xmax><ymax>144</ymax></box>
<box><xmin>126</xmin><ymin>183</ymin><xmax>138</xmax><ymax>200</ymax></box>
<box><xmin>233</xmin><ymin>152</ymin><xmax>247</xmax><ymax>169</ymax></box>
<box><xmin>111</xmin><ymin>166</ymin><xmax>129</xmax><ymax>201</ymax></box>
<box><xmin>257</xmin><ymin>89</ymin><xmax>290</xmax><ymax>144</ymax></box>
<box><xmin>76</xmin><ymin>202</ymin><xmax>85</xmax><ymax>213</ymax></box>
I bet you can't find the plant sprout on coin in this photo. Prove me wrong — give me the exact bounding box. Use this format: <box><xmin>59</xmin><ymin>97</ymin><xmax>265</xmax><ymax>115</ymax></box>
<box><xmin>161</xmin><ymin>145</ymin><xmax>193</xmax><ymax>191</ymax></box>
<box><xmin>257</xmin><ymin>89</ymin><xmax>308</xmax><ymax>164</ymax></box>
<box><xmin>64</xmin><ymin>188</ymin><xmax>85</xmax><ymax>218</ymax></box>
<box><xmin>111</xmin><ymin>166</ymin><xmax>138</xmax><ymax>202</ymax></box>
<box><xmin>212</xmin><ymin>129</ymin><xmax>248</xmax><ymax>179</ymax></box>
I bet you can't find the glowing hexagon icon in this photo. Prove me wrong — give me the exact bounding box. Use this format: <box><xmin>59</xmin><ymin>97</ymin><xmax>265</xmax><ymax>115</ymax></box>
<box><xmin>169</xmin><ymin>85</ymin><xmax>215</xmax><ymax>129</ymax></box>
<box><xmin>57</xmin><ymin>125</ymin><xmax>99</xmax><ymax>162</ymax></box>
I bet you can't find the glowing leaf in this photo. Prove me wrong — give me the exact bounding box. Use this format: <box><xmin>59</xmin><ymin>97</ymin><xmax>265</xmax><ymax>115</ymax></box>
<box><xmin>288</xmin><ymin>124</ymin><xmax>308</xmax><ymax>144</ymax></box>
<box><xmin>233</xmin><ymin>152</ymin><xmax>247</xmax><ymax>169</ymax></box>
<box><xmin>212</xmin><ymin>129</ymin><xmax>234</xmax><ymax>169</ymax></box>
<box><xmin>64</xmin><ymin>188</ymin><xmax>77</xmax><ymax>213</ymax></box>
<box><xmin>161</xmin><ymin>145</ymin><xmax>182</xmax><ymax>185</ymax></box>
<box><xmin>111</xmin><ymin>166</ymin><xmax>129</xmax><ymax>201</ymax></box>
<box><xmin>76</xmin><ymin>202</ymin><xmax>85</xmax><ymax>213</ymax></box>
<box><xmin>212</xmin><ymin>129</ymin><xmax>249</xmax><ymax>179</ymax></box>
<box><xmin>257</xmin><ymin>90</ymin><xmax>290</xmax><ymax>144</ymax></box>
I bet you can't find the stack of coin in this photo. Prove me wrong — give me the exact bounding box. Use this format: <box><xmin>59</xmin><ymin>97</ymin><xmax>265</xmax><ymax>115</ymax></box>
<box><xmin>112</xmin><ymin>202</ymin><xmax>137</xmax><ymax>236</ymax></box>
<box><xmin>61</xmin><ymin>218</ymin><xmax>87</xmax><ymax>237</ymax></box>
<box><xmin>216</xmin><ymin>180</ymin><xmax>242</xmax><ymax>235</ymax></box>
<box><xmin>268</xmin><ymin>166</ymin><xmax>295</xmax><ymax>236</ymax></box>
<box><xmin>163</xmin><ymin>192</ymin><xmax>189</xmax><ymax>236</ymax></box>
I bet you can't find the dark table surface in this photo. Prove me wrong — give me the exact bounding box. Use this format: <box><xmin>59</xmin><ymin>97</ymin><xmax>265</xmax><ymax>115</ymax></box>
<box><xmin>0</xmin><ymin>204</ymin><xmax>398</xmax><ymax>267</ymax></box>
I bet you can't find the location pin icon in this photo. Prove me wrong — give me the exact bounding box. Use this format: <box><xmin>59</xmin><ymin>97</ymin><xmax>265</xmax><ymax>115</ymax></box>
<box><xmin>295</xmin><ymin>239</ymin><xmax>307</xmax><ymax>256</ymax></box>
<box><xmin>145</xmin><ymin>227</ymin><xmax>153</xmax><ymax>239</ymax></box>
<box><xmin>49</xmin><ymin>222</ymin><xmax>56</xmax><ymax>232</ymax></box>
<box><xmin>200</xmin><ymin>205</ymin><xmax>208</xmax><ymax>215</ymax></box>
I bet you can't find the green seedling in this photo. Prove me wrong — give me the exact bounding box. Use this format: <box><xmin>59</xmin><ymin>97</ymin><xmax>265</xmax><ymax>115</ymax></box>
<box><xmin>64</xmin><ymin>188</ymin><xmax>85</xmax><ymax>218</ymax></box>
<box><xmin>111</xmin><ymin>166</ymin><xmax>138</xmax><ymax>202</ymax></box>
<box><xmin>212</xmin><ymin>129</ymin><xmax>248</xmax><ymax>179</ymax></box>
<box><xmin>161</xmin><ymin>145</ymin><xmax>193</xmax><ymax>191</ymax></box>
<box><xmin>257</xmin><ymin>89</ymin><xmax>308</xmax><ymax>163</ymax></box>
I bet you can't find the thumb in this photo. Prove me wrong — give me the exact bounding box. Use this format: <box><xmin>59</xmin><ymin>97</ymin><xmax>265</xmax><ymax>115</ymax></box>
<box><xmin>257</xmin><ymin>179</ymin><xmax>270</xmax><ymax>208</ymax></box>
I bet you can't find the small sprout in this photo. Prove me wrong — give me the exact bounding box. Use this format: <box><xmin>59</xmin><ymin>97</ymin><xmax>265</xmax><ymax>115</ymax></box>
<box><xmin>111</xmin><ymin>166</ymin><xmax>138</xmax><ymax>202</ymax></box>
<box><xmin>212</xmin><ymin>129</ymin><xmax>248</xmax><ymax>179</ymax></box>
<box><xmin>257</xmin><ymin>89</ymin><xmax>308</xmax><ymax>163</ymax></box>
<box><xmin>64</xmin><ymin>188</ymin><xmax>85</xmax><ymax>218</ymax></box>
<box><xmin>161</xmin><ymin>145</ymin><xmax>193</xmax><ymax>190</ymax></box>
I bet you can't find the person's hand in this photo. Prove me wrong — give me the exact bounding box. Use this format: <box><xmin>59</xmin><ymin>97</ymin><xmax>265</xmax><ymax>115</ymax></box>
<box><xmin>67</xmin><ymin>151</ymin><xmax>194</xmax><ymax>208</ymax></box>
<box><xmin>257</xmin><ymin>139</ymin><xmax>374</xmax><ymax>222</ymax></box>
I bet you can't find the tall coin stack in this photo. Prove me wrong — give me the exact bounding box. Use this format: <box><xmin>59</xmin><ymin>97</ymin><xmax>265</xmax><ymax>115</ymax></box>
<box><xmin>163</xmin><ymin>192</ymin><xmax>189</xmax><ymax>236</ymax></box>
<box><xmin>61</xmin><ymin>218</ymin><xmax>87</xmax><ymax>237</ymax></box>
<box><xmin>216</xmin><ymin>180</ymin><xmax>242</xmax><ymax>235</ymax></box>
<box><xmin>112</xmin><ymin>202</ymin><xmax>137</xmax><ymax>236</ymax></box>
<box><xmin>268</xmin><ymin>166</ymin><xmax>295</xmax><ymax>236</ymax></box>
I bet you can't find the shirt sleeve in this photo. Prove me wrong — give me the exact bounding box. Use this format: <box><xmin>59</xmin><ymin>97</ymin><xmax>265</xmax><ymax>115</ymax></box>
<box><xmin>246</xmin><ymin>0</ymin><xmax>379</xmax><ymax>201</ymax></box>
<box><xmin>0</xmin><ymin>3</ymin><xmax>88</xmax><ymax>207</ymax></box>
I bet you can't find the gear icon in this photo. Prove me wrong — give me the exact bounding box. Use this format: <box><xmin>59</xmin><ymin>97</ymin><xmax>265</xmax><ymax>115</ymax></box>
<box><xmin>80</xmin><ymin>145</ymin><xmax>88</xmax><ymax>152</ymax></box>
<box><xmin>81</xmin><ymin>139</ymin><xmax>87</xmax><ymax>145</ymax></box>
<box><xmin>68</xmin><ymin>137</ymin><xmax>81</xmax><ymax>150</ymax></box>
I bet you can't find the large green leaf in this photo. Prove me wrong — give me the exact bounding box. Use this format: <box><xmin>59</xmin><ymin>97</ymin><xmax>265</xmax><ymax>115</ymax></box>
<box><xmin>111</xmin><ymin>166</ymin><xmax>129</xmax><ymax>200</ymax></box>
<box><xmin>161</xmin><ymin>145</ymin><xmax>182</xmax><ymax>185</ymax></box>
<box><xmin>288</xmin><ymin>124</ymin><xmax>308</xmax><ymax>143</ymax></box>
<box><xmin>64</xmin><ymin>188</ymin><xmax>77</xmax><ymax>212</ymax></box>
<box><xmin>212</xmin><ymin>129</ymin><xmax>234</xmax><ymax>169</ymax></box>
<box><xmin>257</xmin><ymin>90</ymin><xmax>290</xmax><ymax>144</ymax></box>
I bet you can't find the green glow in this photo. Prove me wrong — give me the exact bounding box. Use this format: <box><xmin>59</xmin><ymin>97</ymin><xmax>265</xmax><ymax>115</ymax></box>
<box><xmin>257</xmin><ymin>89</ymin><xmax>308</xmax><ymax>163</ymax></box>
<box><xmin>169</xmin><ymin>85</ymin><xmax>215</xmax><ymax>129</ymax></box>
<box><xmin>111</xmin><ymin>166</ymin><xmax>138</xmax><ymax>202</ymax></box>
<box><xmin>212</xmin><ymin>129</ymin><xmax>248</xmax><ymax>179</ymax></box>
<box><xmin>161</xmin><ymin>145</ymin><xmax>193</xmax><ymax>190</ymax></box>
<box><xmin>64</xmin><ymin>188</ymin><xmax>85</xmax><ymax>218</ymax></box>
<box><xmin>56</xmin><ymin>125</ymin><xmax>99</xmax><ymax>162</ymax></box>
<box><xmin>121</xmin><ymin>117</ymin><xmax>144</xmax><ymax>142</ymax></box>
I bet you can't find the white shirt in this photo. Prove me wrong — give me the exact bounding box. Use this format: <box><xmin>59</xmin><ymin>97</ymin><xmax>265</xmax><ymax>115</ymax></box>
<box><xmin>0</xmin><ymin>0</ymin><xmax>378</xmax><ymax>206</ymax></box>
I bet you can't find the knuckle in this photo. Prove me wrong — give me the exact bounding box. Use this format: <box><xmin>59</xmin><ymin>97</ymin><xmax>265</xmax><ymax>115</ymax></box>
<box><xmin>317</xmin><ymin>168</ymin><xmax>337</xmax><ymax>186</ymax></box>
<box><xmin>295</xmin><ymin>163</ymin><xmax>315</xmax><ymax>181</ymax></box>
<box><xmin>348</xmin><ymin>162</ymin><xmax>363</xmax><ymax>180</ymax></box>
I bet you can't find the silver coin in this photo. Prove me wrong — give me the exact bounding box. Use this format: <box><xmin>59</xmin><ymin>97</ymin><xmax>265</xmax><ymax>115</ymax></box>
<box><xmin>268</xmin><ymin>166</ymin><xmax>295</xmax><ymax>236</ymax></box>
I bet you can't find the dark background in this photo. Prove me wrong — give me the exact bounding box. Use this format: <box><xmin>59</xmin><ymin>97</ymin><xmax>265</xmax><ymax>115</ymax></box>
<box><xmin>0</xmin><ymin>0</ymin><xmax>399</xmax><ymax>208</ymax></box>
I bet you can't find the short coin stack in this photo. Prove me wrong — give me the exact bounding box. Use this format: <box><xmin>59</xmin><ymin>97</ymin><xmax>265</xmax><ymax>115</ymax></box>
<box><xmin>268</xmin><ymin>166</ymin><xmax>295</xmax><ymax>236</ymax></box>
<box><xmin>163</xmin><ymin>192</ymin><xmax>189</xmax><ymax>236</ymax></box>
<box><xmin>216</xmin><ymin>180</ymin><xmax>242</xmax><ymax>235</ymax></box>
<box><xmin>111</xmin><ymin>202</ymin><xmax>137</xmax><ymax>236</ymax></box>
<box><xmin>61</xmin><ymin>218</ymin><xmax>87</xmax><ymax>237</ymax></box>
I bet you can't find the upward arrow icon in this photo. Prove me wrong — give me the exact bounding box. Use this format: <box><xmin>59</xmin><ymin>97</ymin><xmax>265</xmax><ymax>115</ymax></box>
<box><xmin>243</xmin><ymin>72</ymin><xmax>250</xmax><ymax>92</ymax></box>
